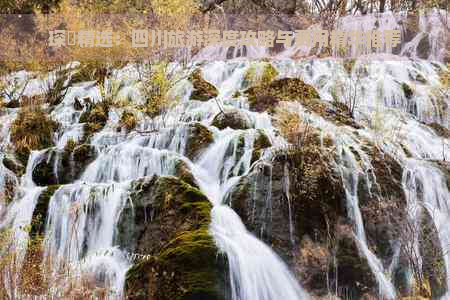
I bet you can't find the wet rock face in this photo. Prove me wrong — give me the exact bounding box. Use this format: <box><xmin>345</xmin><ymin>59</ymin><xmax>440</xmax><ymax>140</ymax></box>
<box><xmin>122</xmin><ymin>176</ymin><xmax>228</xmax><ymax>300</ymax></box>
<box><xmin>420</xmin><ymin>211</ymin><xmax>447</xmax><ymax>298</ymax></box>
<box><xmin>358</xmin><ymin>147</ymin><xmax>406</xmax><ymax>262</ymax></box>
<box><xmin>229</xmin><ymin>134</ymin><xmax>361</xmax><ymax>295</ymax></box>
<box><xmin>331</xmin><ymin>226</ymin><xmax>377</xmax><ymax>298</ymax></box>
<box><xmin>31</xmin><ymin>144</ymin><xmax>96</xmax><ymax>186</ymax></box>
<box><xmin>189</xmin><ymin>69</ymin><xmax>219</xmax><ymax>101</ymax></box>
<box><xmin>417</xmin><ymin>34</ymin><xmax>431</xmax><ymax>60</ymax></box>
<box><xmin>211</xmin><ymin>109</ymin><xmax>252</xmax><ymax>130</ymax></box>
<box><xmin>184</xmin><ymin>122</ymin><xmax>214</xmax><ymax>160</ymax></box>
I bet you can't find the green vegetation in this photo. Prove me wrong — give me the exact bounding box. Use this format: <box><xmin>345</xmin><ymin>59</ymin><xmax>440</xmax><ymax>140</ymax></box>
<box><xmin>124</xmin><ymin>176</ymin><xmax>226</xmax><ymax>300</ymax></box>
<box><xmin>211</xmin><ymin>109</ymin><xmax>251</xmax><ymax>130</ymax></box>
<box><xmin>189</xmin><ymin>69</ymin><xmax>219</xmax><ymax>101</ymax></box>
<box><xmin>79</xmin><ymin>101</ymin><xmax>109</xmax><ymax>142</ymax></box>
<box><xmin>120</xmin><ymin>110</ymin><xmax>137</xmax><ymax>131</ymax></box>
<box><xmin>244</xmin><ymin>62</ymin><xmax>278</xmax><ymax>88</ymax></box>
<box><xmin>245</xmin><ymin>78</ymin><xmax>319</xmax><ymax>113</ymax></box>
<box><xmin>10</xmin><ymin>106</ymin><xmax>58</xmax><ymax>165</ymax></box>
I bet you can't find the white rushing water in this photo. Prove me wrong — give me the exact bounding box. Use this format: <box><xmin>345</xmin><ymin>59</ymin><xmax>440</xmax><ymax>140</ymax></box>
<box><xmin>0</xmin><ymin>11</ymin><xmax>448</xmax><ymax>300</ymax></box>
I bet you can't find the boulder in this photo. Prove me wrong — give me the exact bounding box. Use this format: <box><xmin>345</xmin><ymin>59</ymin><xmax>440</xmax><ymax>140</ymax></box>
<box><xmin>211</xmin><ymin>109</ymin><xmax>251</xmax><ymax>130</ymax></box>
<box><xmin>122</xmin><ymin>176</ymin><xmax>228</xmax><ymax>300</ymax></box>
<box><xmin>189</xmin><ymin>69</ymin><xmax>218</xmax><ymax>101</ymax></box>
<box><xmin>244</xmin><ymin>78</ymin><xmax>319</xmax><ymax>113</ymax></box>
<box><xmin>184</xmin><ymin>123</ymin><xmax>214</xmax><ymax>160</ymax></box>
<box><xmin>31</xmin><ymin>143</ymin><xmax>96</xmax><ymax>186</ymax></box>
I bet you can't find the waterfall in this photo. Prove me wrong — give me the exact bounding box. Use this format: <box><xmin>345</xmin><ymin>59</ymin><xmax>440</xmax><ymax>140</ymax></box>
<box><xmin>0</xmin><ymin>19</ymin><xmax>448</xmax><ymax>297</ymax></box>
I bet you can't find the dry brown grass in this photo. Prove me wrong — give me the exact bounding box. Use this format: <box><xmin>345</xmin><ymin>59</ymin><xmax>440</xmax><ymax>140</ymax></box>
<box><xmin>10</xmin><ymin>106</ymin><xmax>58</xmax><ymax>164</ymax></box>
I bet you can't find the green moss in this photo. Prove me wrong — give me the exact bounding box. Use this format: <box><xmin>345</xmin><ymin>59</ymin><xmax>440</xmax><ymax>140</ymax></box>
<box><xmin>30</xmin><ymin>185</ymin><xmax>60</xmax><ymax>237</ymax></box>
<box><xmin>244</xmin><ymin>78</ymin><xmax>319</xmax><ymax>113</ymax></box>
<box><xmin>401</xmin><ymin>82</ymin><xmax>414</xmax><ymax>99</ymax></box>
<box><xmin>124</xmin><ymin>176</ymin><xmax>227</xmax><ymax>300</ymax></box>
<box><xmin>250</xmin><ymin>130</ymin><xmax>272</xmax><ymax>164</ymax></box>
<box><xmin>175</xmin><ymin>160</ymin><xmax>198</xmax><ymax>188</ymax></box>
<box><xmin>244</xmin><ymin>62</ymin><xmax>278</xmax><ymax>88</ymax></box>
<box><xmin>232</xmin><ymin>91</ymin><xmax>242</xmax><ymax>98</ymax></box>
<box><xmin>189</xmin><ymin>69</ymin><xmax>218</xmax><ymax>101</ymax></box>
<box><xmin>211</xmin><ymin>110</ymin><xmax>251</xmax><ymax>130</ymax></box>
<box><xmin>185</xmin><ymin>123</ymin><xmax>214</xmax><ymax>160</ymax></box>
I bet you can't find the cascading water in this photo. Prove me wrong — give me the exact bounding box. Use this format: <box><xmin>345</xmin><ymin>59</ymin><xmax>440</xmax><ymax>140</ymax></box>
<box><xmin>0</xmin><ymin>10</ymin><xmax>448</xmax><ymax>298</ymax></box>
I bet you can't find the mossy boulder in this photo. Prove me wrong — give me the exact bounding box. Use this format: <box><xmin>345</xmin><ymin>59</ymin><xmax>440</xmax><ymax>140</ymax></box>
<box><xmin>250</xmin><ymin>130</ymin><xmax>272</xmax><ymax>164</ymax></box>
<box><xmin>419</xmin><ymin>210</ymin><xmax>447</xmax><ymax>298</ymax></box>
<box><xmin>184</xmin><ymin>123</ymin><xmax>214</xmax><ymax>160</ymax></box>
<box><xmin>122</xmin><ymin>176</ymin><xmax>228</xmax><ymax>300</ymax></box>
<box><xmin>229</xmin><ymin>132</ymin><xmax>345</xmax><ymax>249</ymax></box>
<box><xmin>1</xmin><ymin>169</ymin><xmax>18</xmax><ymax>206</ymax></box>
<box><xmin>10</xmin><ymin>107</ymin><xmax>58</xmax><ymax>165</ymax></box>
<box><xmin>211</xmin><ymin>109</ymin><xmax>251</xmax><ymax>130</ymax></box>
<box><xmin>31</xmin><ymin>143</ymin><xmax>96</xmax><ymax>186</ymax></box>
<box><xmin>357</xmin><ymin>146</ymin><xmax>406</xmax><ymax>261</ymax></box>
<box><xmin>189</xmin><ymin>69</ymin><xmax>218</xmax><ymax>101</ymax></box>
<box><xmin>244</xmin><ymin>78</ymin><xmax>319</xmax><ymax>113</ymax></box>
<box><xmin>30</xmin><ymin>185</ymin><xmax>60</xmax><ymax>237</ymax></box>
<box><xmin>175</xmin><ymin>159</ymin><xmax>198</xmax><ymax>188</ymax></box>
<box><xmin>79</xmin><ymin>102</ymin><xmax>109</xmax><ymax>142</ymax></box>
<box><xmin>2</xmin><ymin>154</ymin><xmax>25</xmax><ymax>176</ymax></box>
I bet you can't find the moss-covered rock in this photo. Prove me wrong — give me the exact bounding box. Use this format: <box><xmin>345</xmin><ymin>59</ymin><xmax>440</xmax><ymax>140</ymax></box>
<box><xmin>244</xmin><ymin>78</ymin><xmax>319</xmax><ymax>113</ymax></box>
<box><xmin>122</xmin><ymin>176</ymin><xmax>228</xmax><ymax>300</ymax></box>
<box><xmin>30</xmin><ymin>185</ymin><xmax>60</xmax><ymax>237</ymax></box>
<box><xmin>10</xmin><ymin>107</ymin><xmax>58</xmax><ymax>165</ymax></box>
<box><xmin>229</xmin><ymin>130</ymin><xmax>345</xmax><ymax>265</ymax></box>
<box><xmin>250</xmin><ymin>130</ymin><xmax>272</xmax><ymax>164</ymax></box>
<box><xmin>184</xmin><ymin>123</ymin><xmax>214</xmax><ymax>160</ymax></box>
<box><xmin>419</xmin><ymin>210</ymin><xmax>447</xmax><ymax>298</ymax></box>
<box><xmin>1</xmin><ymin>171</ymin><xmax>18</xmax><ymax>206</ymax></box>
<box><xmin>2</xmin><ymin>154</ymin><xmax>25</xmax><ymax>176</ymax></box>
<box><xmin>243</xmin><ymin>62</ymin><xmax>278</xmax><ymax>88</ymax></box>
<box><xmin>32</xmin><ymin>143</ymin><xmax>96</xmax><ymax>186</ymax></box>
<box><xmin>120</xmin><ymin>110</ymin><xmax>137</xmax><ymax>132</ymax></box>
<box><xmin>332</xmin><ymin>226</ymin><xmax>377</xmax><ymax>298</ymax></box>
<box><xmin>189</xmin><ymin>69</ymin><xmax>218</xmax><ymax>101</ymax></box>
<box><xmin>358</xmin><ymin>146</ymin><xmax>406</xmax><ymax>261</ymax></box>
<box><xmin>175</xmin><ymin>159</ymin><xmax>198</xmax><ymax>188</ymax></box>
<box><xmin>211</xmin><ymin>109</ymin><xmax>251</xmax><ymax>130</ymax></box>
<box><xmin>429</xmin><ymin>122</ymin><xmax>450</xmax><ymax>139</ymax></box>
<box><xmin>79</xmin><ymin>102</ymin><xmax>109</xmax><ymax>142</ymax></box>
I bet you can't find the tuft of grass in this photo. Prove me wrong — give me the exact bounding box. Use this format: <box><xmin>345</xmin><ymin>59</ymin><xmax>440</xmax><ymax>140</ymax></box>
<box><xmin>11</xmin><ymin>106</ymin><xmax>58</xmax><ymax>164</ymax></box>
